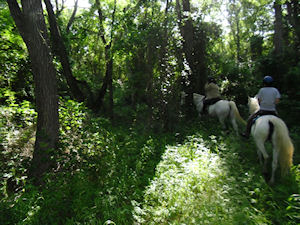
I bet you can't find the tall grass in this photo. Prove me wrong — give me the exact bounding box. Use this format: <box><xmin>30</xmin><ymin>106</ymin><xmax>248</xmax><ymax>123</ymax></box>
<box><xmin>133</xmin><ymin>134</ymin><xmax>270</xmax><ymax>224</ymax></box>
<box><xmin>0</xmin><ymin>100</ymin><xmax>299</xmax><ymax>224</ymax></box>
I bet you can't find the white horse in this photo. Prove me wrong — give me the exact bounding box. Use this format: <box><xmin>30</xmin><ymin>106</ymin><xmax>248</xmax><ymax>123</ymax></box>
<box><xmin>248</xmin><ymin>97</ymin><xmax>294</xmax><ymax>184</ymax></box>
<box><xmin>193</xmin><ymin>93</ymin><xmax>246</xmax><ymax>135</ymax></box>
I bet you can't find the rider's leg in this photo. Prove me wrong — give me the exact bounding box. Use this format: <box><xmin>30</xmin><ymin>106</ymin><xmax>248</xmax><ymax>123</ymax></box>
<box><xmin>241</xmin><ymin>111</ymin><xmax>260</xmax><ymax>138</ymax></box>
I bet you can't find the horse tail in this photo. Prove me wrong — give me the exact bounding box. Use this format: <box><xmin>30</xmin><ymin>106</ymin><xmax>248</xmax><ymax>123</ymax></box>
<box><xmin>229</xmin><ymin>101</ymin><xmax>246</xmax><ymax>125</ymax></box>
<box><xmin>270</xmin><ymin>117</ymin><xmax>294</xmax><ymax>176</ymax></box>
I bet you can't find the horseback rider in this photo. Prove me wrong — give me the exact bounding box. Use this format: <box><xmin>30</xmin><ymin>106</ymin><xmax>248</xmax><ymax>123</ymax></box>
<box><xmin>241</xmin><ymin>76</ymin><xmax>281</xmax><ymax>138</ymax></box>
<box><xmin>203</xmin><ymin>77</ymin><xmax>222</xmax><ymax>113</ymax></box>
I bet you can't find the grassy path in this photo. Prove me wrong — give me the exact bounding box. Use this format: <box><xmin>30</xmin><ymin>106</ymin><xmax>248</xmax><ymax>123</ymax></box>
<box><xmin>133</xmin><ymin>133</ymin><xmax>266</xmax><ymax>224</ymax></box>
<box><xmin>1</xmin><ymin>104</ymin><xmax>299</xmax><ymax>224</ymax></box>
<box><xmin>132</xmin><ymin>120</ymin><xmax>300</xmax><ymax>224</ymax></box>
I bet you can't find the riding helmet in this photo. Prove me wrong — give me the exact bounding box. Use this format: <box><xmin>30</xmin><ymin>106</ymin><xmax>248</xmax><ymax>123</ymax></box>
<box><xmin>207</xmin><ymin>77</ymin><xmax>216</xmax><ymax>84</ymax></box>
<box><xmin>263</xmin><ymin>76</ymin><xmax>273</xmax><ymax>84</ymax></box>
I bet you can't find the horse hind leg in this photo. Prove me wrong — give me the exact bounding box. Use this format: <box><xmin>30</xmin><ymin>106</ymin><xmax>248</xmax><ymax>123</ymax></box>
<box><xmin>218</xmin><ymin>116</ymin><xmax>227</xmax><ymax>130</ymax></box>
<box><xmin>269</xmin><ymin>146</ymin><xmax>279</xmax><ymax>184</ymax></box>
<box><xmin>254</xmin><ymin>138</ymin><xmax>269</xmax><ymax>174</ymax></box>
<box><xmin>230</xmin><ymin>117</ymin><xmax>238</xmax><ymax>135</ymax></box>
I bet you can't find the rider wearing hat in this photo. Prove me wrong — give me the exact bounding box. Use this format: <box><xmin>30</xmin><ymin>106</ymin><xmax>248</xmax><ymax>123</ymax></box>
<box><xmin>241</xmin><ymin>76</ymin><xmax>281</xmax><ymax>138</ymax></box>
<box><xmin>203</xmin><ymin>77</ymin><xmax>222</xmax><ymax>113</ymax></box>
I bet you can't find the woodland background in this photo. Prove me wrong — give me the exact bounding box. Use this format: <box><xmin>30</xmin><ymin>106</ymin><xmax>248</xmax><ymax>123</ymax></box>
<box><xmin>0</xmin><ymin>0</ymin><xmax>300</xmax><ymax>224</ymax></box>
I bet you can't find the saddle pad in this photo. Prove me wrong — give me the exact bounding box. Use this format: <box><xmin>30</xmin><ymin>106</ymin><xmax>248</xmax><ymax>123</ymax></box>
<box><xmin>206</xmin><ymin>97</ymin><xmax>222</xmax><ymax>106</ymax></box>
<box><xmin>253</xmin><ymin>111</ymin><xmax>278</xmax><ymax>123</ymax></box>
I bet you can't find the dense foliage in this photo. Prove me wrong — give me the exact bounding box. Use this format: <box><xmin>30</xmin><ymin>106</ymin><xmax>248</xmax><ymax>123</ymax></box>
<box><xmin>1</xmin><ymin>0</ymin><xmax>300</xmax><ymax>224</ymax></box>
<box><xmin>0</xmin><ymin>99</ymin><xmax>299</xmax><ymax>224</ymax></box>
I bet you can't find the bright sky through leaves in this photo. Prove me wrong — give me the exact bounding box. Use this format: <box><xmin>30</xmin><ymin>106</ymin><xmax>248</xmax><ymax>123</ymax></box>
<box><xmin>65</xmin><ymin>0</ymin><xmax>91</xmax><ymax>8</ymax></box>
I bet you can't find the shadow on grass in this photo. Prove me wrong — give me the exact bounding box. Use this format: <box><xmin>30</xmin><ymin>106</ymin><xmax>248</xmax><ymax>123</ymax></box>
<box><xmin>1</xmin><ymin>116</ymin><xmax>195</xmax><ymax>224</ymax></box>
<box><xmin>1</xmin><ymin>116</ymin><xmax>299</xmax><ymax>224</ymax></box>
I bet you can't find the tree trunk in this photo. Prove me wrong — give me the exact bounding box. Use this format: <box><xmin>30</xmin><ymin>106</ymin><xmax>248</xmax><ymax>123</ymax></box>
<box><xmin>66</xmin><ymin>0</ymin><xmax>78</xmax><ymax>32</ymax></box>
<box><xmin>286</xmin><ymin>0</ymin><xmax>300</xmax><ymax>59</ymax></box>
<box><xmin>292</xmin><ymin>0</ymin><xmax>300</xmax><ymax>45</ymax></box>
<box><xmin>7</xmin><ymin>0</ymin><xmax>59</xmax><ymax>184</ymax></box>
<box><xmin>274</xmin><ymin>1</ymin><xmax>284</xmax><ymax>55</ymax></box>
<box><xmin>108</xmin><ymin>59</ymin><xmax>114</xmax><ymax>120</ymax></box>
<box><xmin>44</xmin><ymin>0</ymin><xmax>87</xmax><ymax>103</ymax></box>
<box><xmin>236</xmin><ymin>11</ymin><xmax>241</xmax><ymax>63</ymax></box>
<box><xmin>228</xmin><ymin>0</ymin><xmax>241</xmax><ymax>64</ymax></box>
<box><xmin>176</xmin><ymin>0</ymin><xmax>206</xmax><ymax>112</ymax></box>
<box><xmin>94</xmin><ymin>0</ymin><xmax>116</xmax><ymax>117</ymax></box>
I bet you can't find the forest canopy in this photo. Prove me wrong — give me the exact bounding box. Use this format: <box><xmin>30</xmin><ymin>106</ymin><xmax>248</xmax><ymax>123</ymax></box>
<box><xmin>2</xmin><ymin>0</ymin><xmax>300</xmax><ymax>118</ymax></box>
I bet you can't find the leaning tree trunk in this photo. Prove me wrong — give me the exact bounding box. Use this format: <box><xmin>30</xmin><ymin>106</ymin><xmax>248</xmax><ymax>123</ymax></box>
<box><xmin>44</xmin><ymin>0</ymin><xmax>88</xmax><ymax>103</ymax></box>
<box><xmin>66</xmin><ymin>0</ymin><xmax>78</xmax><ymax>32</ymax></box>
<box><xmin>7</xmin><ymin>0</ymin><xmax>59</xmax><ymax>184</ymax></box>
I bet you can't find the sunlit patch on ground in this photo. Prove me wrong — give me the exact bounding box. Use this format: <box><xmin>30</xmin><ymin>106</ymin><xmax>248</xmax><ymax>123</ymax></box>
<box><xmin>132</xmin><ymin>134</ymin><xmax>269</xmax><ymax>224</ymax></box>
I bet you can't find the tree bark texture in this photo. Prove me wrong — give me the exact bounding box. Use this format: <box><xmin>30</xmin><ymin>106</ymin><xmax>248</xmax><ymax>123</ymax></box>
<box><xmin>274</xmin><ymin>1</ymin><xmax>284</xmax><ymax>55</ymax></box>
<box><xmin>228</xmin><ymin>0</ymin><xmax>241</xmax><ymax>64</ymax></box>
<box><xmin>94</xmin><ymin>0</ymin><xmax>115</xmax><ymax>117</ymax></box>
<box><xmin>286</xmin><ymin>0</ymin><xmax>300</xmax><ymax>59</ymax></box>
<box><xmin>44</xmin><ymin>0</ymin><xmax>86</xmax><ymax>103</ymax></box>
<box><xmin>176</xmin><ymin>0</ymin><xmax>206</xmax><ymax>107</ymax></box>
<box><xmin>7</xmin><ymin>0</ymin><xmax>59</xmax><ymax>183</ymax></box>
<box><xmin>235</xmin><ymin>12</ymin><xmax>241</xmax><ymax>63</ymax></box>
<box><xmin>66</xmin><ymin>0</ymin><xmax>78</xmax><ymax>32</ymax></box>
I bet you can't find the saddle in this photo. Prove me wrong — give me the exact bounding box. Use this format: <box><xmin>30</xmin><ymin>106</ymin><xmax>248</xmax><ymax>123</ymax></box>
<box><xmin>251</xmin><ymin>110</ymin><xmax>278</xmax><ymax>141</ymax></box>
<box><xmin>252</xmin><ymin>110</ymin><xmax>278</xmax><ymax>123</ymax></box>
<box><xmin>203</xmin><ymin>97</ymin><xmax>222</xmax><ymax>114</ymax></box>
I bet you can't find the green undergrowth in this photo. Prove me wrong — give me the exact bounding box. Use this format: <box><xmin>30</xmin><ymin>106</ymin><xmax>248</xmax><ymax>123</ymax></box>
<box><xmin>133</xmin><ymin>135</ymin><xmax>268</xmax><ymax>224</ymax></box>
<box><xmin>0</xmin><ymin>99</ymin><xmax>299</xmax><ymax>224</ymax></box>
<box><xmin>133</xmin><ymin>132</ymin><xmax>300</xmax><ymax>224</ymax></box>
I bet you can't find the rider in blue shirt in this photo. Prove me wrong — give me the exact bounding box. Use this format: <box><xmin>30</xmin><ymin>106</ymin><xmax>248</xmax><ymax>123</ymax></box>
<box><xmin>241</xmin><ymin>76</ymin><xmax>280</xmax><ymax>138</ymax></box>
<box><xmin>256</xmin><ymin>84</ymin><xmax>280</xmax><ymax>111</ymax></box>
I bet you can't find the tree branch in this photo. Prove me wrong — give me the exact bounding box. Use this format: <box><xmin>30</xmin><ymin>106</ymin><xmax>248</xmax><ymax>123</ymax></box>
<box><xmin>95</xmin><ymin>0</ymin><xmax>107</xmax><ymax>45</ymax></box>
<box><xmin>6</xmin><ymin>0</ymin><xmax>26</xmax><ymax>35</ymax></box>
<box><xmin>66</xmin><ymin>0</ymin><xmax>78</xmax><ymax>33</ymax></box>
